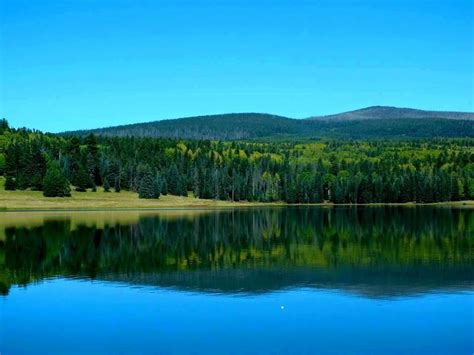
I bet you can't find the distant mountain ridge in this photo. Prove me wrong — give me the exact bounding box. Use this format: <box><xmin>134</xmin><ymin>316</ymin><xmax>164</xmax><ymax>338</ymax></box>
<box><xmin>69</xmin><ymin>113</ymin><xmax>301</xmax><ymax>140</ymax></box>
<box><xmin>307</xmin><ymin>106</ymin><xmax>474</xmax><ymax>121</ymax></box>
<box><xmin>64</xmin><ymin>106</ymin><xmax>474</xmax><ymax>140</ymax></box>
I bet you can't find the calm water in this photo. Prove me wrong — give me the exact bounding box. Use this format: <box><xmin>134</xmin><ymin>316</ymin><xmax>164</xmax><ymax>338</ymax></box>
<box><xmin>0</xmin><ymin>207</ymin><xmax>473</xmax><ymax>354</ymax></box>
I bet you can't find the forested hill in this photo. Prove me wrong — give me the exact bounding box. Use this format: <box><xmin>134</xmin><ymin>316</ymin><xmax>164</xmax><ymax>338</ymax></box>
<box><xmin>63</xmin><ymin>107</ymin><xmax>474</xmax><ymax>140</ymax></box>
<box><xmin>67</xmin><ymin>113</ymin><xmax>303</xmax><ymax>140</ymax></box>
<box><xmin>307</xmin><ymin>106</ymin><xmax>474</xmax><ymax>121</ymax></box>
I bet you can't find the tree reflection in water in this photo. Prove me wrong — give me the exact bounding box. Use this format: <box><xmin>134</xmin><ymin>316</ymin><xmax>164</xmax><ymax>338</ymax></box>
<box><xmin>1</xmin><ymin>207</ymin><xmax>472</xmax><ymax>297</ymax></box>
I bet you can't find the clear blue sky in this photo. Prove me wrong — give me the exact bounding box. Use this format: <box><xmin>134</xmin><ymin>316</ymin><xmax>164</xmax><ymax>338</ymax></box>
<box><xmin>1</xmin><ymin>0</ymin><xmax>472</xmax><ymax>132</ymax></box>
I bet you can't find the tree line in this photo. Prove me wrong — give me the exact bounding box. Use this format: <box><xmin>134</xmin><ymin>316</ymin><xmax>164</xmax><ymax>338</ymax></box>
<box><xmin>1</xmin><ymin>119</ymin><xmax>473</xmax><ymax>203</ymax></box>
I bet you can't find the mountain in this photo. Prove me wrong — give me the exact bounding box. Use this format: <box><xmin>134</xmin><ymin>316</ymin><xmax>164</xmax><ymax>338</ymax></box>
<box><xmin>307</xmin><ymin>105</ymin><xmax>474</xmax><ymax>121</ymax></box>
<box><xmin>66</xmin><ymin>113</ymin><xmax>310</xmax><ymax>140</ymax></box>
<box><xmin>64</xmin><ymin>106</ymin><xmax>474</xmax><ymax>140</ymax></box>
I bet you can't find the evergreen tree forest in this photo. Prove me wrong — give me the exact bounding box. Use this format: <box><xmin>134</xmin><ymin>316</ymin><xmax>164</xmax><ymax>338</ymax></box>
<box><xmin>1</xmin><ymin>119</ymin><xmax>473</xmax><ymax>203</ymax></box>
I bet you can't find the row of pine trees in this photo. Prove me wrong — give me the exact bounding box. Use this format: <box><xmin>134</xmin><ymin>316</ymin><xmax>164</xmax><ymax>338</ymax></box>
<box><xmin>1</xmin><ymin>119</ymin><xmax>473</xmax><ymax>202</ymax></box>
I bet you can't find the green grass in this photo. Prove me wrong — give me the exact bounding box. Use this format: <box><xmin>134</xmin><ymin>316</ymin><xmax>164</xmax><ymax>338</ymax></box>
<box><xmin>0</xmin><ymin>178</ymin><xmax>274</xmax><ymax>210</ymax></box>
<box><xmin>0</xmin><ymin>178</ymin><xmax>472</xmax><ymax>211</ymax></box>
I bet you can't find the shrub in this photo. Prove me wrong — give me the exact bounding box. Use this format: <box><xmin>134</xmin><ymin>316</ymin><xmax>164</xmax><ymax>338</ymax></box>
<box><xmin>5</xmin><ymin>176</ymin><xmax>16</xmax><ymax>191</ymax></box>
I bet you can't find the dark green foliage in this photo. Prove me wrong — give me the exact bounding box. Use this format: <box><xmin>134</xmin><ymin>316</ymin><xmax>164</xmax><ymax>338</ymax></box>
<box><xmin>64</xmin><ymin>137</ymin><xmax>81</xmax><ymax>185</ymax></box>
<box><xmin>5</xmin><ymin>176</ymin><xmax>16</xmax><ymax>190</ymax></box>
<box><xmin>315</xmin><ymin>118</ymin><xmax>474</xmax><ymax>140</ymax></box>
<box><xmin>85</xmin><ymin>134</ymin><xmax>100</xmax><ymax>185</ymax></box>
<box><xmin>75</xmin><ymin>166</ymin><xmax>92</xmax><ymax>192</ymax></box>
<box><xmin>4</xmin><ymin>136</ymin><xmax>49</xmax><ymax>191</ymax></box>
<box><xmin>160</xmin><ymin>177</ymin><xmax>168</xmax><ymax>195</ymax></box>
<box><xmin>100</xmin><ymin>159</ymin><xmax>121</xmax><ymax>192</ymax></box>
<box><xmin>43</xmin><ymin>161</ymin><xmax>71</xmax><ymax>197</ymax></box>
<box><xmin>29</xmin><ymin>141</ymin><xmax>47</xmax><ymax>190</ymax></box>
<box><xmin>153</xmin><ymin>174</ymin><xmax>162</xmax><ymax>199</ymax></box>
<box><xmin>167</xmin><ymin>164</ymin><xmax>180</xmax><ymax>195</ymax></box>
<box><xmin>138</xmin><ymin>164</ymin><xmax>156</xmax><ymax>199</ymax></box>
<box><xmin>0</xmin><ymin>118</ymin><xmax>9</xmax><ymax>134</ymax></box>
<box><xmin>103</xmin><ymin>177</ymin><xmax>110</xmax><ymax>192</ymax></box>
<box><xmin>114</xmin><ymin>176</ymin><xmax>121</xmax><ymax>192</ymax></box>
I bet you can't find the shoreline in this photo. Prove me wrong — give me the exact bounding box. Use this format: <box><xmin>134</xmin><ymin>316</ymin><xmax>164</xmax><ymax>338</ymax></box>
<box><xmin>2</xmin><ymin>198</ymin><xmax>473</xmax><ymax>212</ymax></box>
<box><xmin>1</xmin><ymin>181</ymin><xmax>472</xmax><ymax>211</ymax></box>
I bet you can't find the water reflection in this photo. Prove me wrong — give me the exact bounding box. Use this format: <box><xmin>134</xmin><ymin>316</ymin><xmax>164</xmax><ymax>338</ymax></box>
<box><xmin>1</xmin><ymin>207</ymin><xmax>472</xmax><ymax>297</ymax></box>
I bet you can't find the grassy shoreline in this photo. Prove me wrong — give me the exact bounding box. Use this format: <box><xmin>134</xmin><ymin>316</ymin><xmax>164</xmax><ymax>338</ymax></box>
<box><xmin>1</xmin><ymin>185</ymin><xmax>473</xmax><ymax>211</ymax></box>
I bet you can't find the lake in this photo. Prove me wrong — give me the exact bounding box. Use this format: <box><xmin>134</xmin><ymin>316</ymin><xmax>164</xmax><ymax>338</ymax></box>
<box><xmin>0</xmin><ymin>207</ymin><xmax>472</xmax><ymax>354</ymax></box>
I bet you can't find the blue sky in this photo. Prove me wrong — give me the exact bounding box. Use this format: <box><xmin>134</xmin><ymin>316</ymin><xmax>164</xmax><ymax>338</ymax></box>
<box><xmin>1</xmin><ymin>0</ymin><xmax>472</xmax><ymax>132</ymax></box>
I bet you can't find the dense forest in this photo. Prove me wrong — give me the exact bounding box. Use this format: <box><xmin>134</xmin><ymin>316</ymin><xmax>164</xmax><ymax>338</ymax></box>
<box><xmin>1</xmin><ymin>118</ymin><xmax>473</xmax><ymax>203</ymax></box>
<box><xmin>65</xmin><ymin>107</ymin><xmax>474</xmax><ymax>141</ymax></box>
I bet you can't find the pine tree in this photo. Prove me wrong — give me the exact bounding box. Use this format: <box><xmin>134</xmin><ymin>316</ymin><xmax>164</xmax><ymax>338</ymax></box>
<box><xmin>179</xmin><ymin>177</ymin><xmax>188</xmax><ymax>197</ymax></box>
<box><xmin>450</xmin><ymin>175</ymin><xmax>461</xmax><ymax>201</ymax></box>
<box><xmin>107</xmin><ymin>160</ymin><xmax>121</xmax><ymax>190</ymax></box>
<box><xmin>161</xmin><ymin>177</ymin><xmax>168</xmax><ymax>195</ymax></box>
<box><xmin>153</xmin><ymin>174</ymin><xmax>162</xmax><ymax>199</ymax></box>
<box><xmin>192</xmin><ymin>167</ymin><xmax>200</xmax><ymax>198</ymax></box>
<box><xmin>212</xmin><ymin>169</ymin><xmax>220</xmax><ymax>200</ymax></box>
<box><xmin>167</xmin><ymin>164</ymin><xmax>180</xmax><ymax>195</ymax></box>
<box><xmin>0</xmin><ymin>118</ymin><xmax>9</xmax><ymax>134</ymax></box>
<box><xmin>65</xmin><ymin>137</ymin><xmax>81</xmax><ymax>185</ymax></box>
<box><xmin>86</xmin><ymin>152</ymin><xmax>98</xmax><ymax>184</ymax></box>
<box><xmin>138</xmin><ymin>165</ymin><xmax>155</xmax><ymax>199</ymax></box>
<box><xmin>43</xmin><ymin>161</ymin><xmax>71</xmax><ymax>197</ymax></box>
<box><xmin>15</xmin><ymin>142</ymin><xmax>32</xmax><ymax>190</ymax></box>
<box><xmin>30</xmin><ymin>140</ymin><xmax>46</xmax><ymax>190</ymax></box>
<box><xmin>75</xmin><ymin>165</ymin><xmax>91</xmax><ymax>192</ymax></box>
<box><xmin>5</xmin><ymin>141</ymin><xmax>20</xmax><ymax>179</ymax></box>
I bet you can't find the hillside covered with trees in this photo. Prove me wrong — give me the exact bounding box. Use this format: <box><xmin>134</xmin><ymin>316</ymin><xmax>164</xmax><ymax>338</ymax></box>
<box><xmin>1</xmin><ymin>118</ymin><xmax>473</xmax><ymax>204</ymax></box>
<box><xmin>64</xmin><ymin>106</ymin><xmax>474</xmax><ymax>141</ymax></box>
<box><xmin>307</xmin><ymin>105</ymin><xmax>474</xmax><ymax>121</ymax></box>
